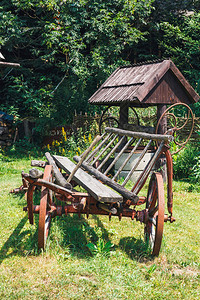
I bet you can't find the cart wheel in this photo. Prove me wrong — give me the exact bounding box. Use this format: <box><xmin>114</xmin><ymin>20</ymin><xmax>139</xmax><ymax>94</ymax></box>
<box><xmin>155</xmin><ymin>103</ymin><xmax>194</xmax><ymax>154</ymax></box>
<box><xmin>99</xmin><ymin>106</ymin><xmax>140</xmax><ymax>135</ymax></box>
<box><xmin>144</xmin><ymin>172</ymin><xmax>165</xmax><ymax>256</ymax></box>
<box><xmin>27</xmin><ymin>184</ymin><xmax>35</xmax><ymax>225</ymax></box>
<box><xmin>38</xmin><ymin>165</ymin><xmax>53</xmax><ymax>250</ymax></box>
<box><xmin>99</xmin><ymin>117</ymin><xmax>119</xmax><ymax>135</ymax></box>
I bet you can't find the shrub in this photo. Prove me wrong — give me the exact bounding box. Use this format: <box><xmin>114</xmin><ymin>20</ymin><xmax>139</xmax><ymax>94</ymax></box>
<box><xmin>173</xmin><ymin>144</ymin><xmax>199</xmax><ymax>181</ymax></box>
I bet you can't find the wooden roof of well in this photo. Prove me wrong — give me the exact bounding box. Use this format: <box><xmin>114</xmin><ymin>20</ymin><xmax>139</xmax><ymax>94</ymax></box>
<box><xmin>89</xmin><ymin>59</ymin><xmax>199</xmax><ymax>106</ymax></box>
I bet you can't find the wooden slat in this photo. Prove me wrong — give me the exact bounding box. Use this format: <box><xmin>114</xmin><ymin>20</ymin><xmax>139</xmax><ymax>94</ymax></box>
<box><xmin>105</xmin><ymin>127</ymin><xmax>173</xmax><ymax>142</ymax></box>
<box><xmin>53</xmin><ymin>155</ymin><xmax>123</xmax><ymax>203</ymax></box>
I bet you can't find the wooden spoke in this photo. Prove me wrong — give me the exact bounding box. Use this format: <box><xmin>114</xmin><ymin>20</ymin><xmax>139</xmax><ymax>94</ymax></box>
<box><xmin>27</xmin><ymin>184</ymin><xmax>35</xmax><ymax>225</ymax></box>
<box><xmin>144</xmin><ymin>172</ymin><xmax>165</xmax><ymax>256</ymax></box>
<box><xmin>38</xmin><ymin>165</ymin><xmax>53</xmax><ymax>250</ymax></box>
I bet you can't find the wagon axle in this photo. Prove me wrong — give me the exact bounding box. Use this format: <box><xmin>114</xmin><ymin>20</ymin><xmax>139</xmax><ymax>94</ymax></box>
<box><xmin>23</xmin><ymin>201</ymin><xmax>175</xmax><ymax>223</ymax></box>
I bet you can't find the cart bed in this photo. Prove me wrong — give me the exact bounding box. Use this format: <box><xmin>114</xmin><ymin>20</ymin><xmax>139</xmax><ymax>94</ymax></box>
<box><xmin>53</xmin><ymin>155</ymin><xmax>123</xmax><ymax>203</ymax></box>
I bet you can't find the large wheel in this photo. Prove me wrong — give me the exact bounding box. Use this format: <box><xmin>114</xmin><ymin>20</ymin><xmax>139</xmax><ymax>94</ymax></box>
<box><xmin>144</xmin><ymin>172</ymin><xmax>165</xmax><ymax>256</ymax></box>
<box><xmin>38</xmin><ymin>165</ymin><xmax>53</xmax><ymax>250</ymax></box>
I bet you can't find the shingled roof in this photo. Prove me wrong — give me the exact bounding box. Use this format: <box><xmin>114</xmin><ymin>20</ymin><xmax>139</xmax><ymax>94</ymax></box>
<box><xmin>89</xmin><ymin>59</ymin><xmax>199</xmax><ymax>106</ymax></box>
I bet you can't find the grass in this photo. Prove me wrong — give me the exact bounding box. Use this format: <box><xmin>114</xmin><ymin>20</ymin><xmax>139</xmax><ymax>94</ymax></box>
<box><xmin>0</xmin><ymin>154</ymin><xmax>200</xmax><ymax>299</ymax></box>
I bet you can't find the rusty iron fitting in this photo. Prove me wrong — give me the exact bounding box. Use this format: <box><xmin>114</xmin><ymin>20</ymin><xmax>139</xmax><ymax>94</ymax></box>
<box><xmin>136</xmin><ymin>209</ymin><xmax>149</xmax><ymax>223</ymax></box>
<box><xmin>56</xmin><ymin>206</ymin><xmax>63</xmax><ymax>216</ymax></box>
<box><xmin>164</xmin><ymin>214</ymin><xmax>176</xmax><ymax>223</ymax></box>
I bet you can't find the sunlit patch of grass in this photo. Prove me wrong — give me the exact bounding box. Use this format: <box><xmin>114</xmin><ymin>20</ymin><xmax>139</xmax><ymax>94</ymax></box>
<box><xmin>0</xmin><ymin>156</ymin><xmax>200</xmax><ymax>299</ymax></box>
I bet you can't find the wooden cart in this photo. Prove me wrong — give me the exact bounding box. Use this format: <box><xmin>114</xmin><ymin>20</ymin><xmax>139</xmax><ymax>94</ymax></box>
<box><xmin>20</xmin><ymin>124</ymin><xmax>178</xmax><ymax>256</ymax></box>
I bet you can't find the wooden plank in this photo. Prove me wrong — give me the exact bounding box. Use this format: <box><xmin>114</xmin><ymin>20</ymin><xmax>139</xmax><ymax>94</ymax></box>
<box><xmin>53</xmin><ymin>155</ymin><xmax>123</xmax><ymax>203</ymax></box>
<box><xmin>73</xmin><ymin>156</ymin><xmax>139</xmax><ymax>204</ymax></box>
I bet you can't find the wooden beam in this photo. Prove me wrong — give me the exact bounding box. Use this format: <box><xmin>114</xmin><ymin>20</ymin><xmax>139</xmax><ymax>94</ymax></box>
<box><xmin>105</xmin><ymin>127</ymin><xmax>173</xmax><ymax>142</ymax></box>
<box><xmin>45</xmin><ymin>152</ymin><xmax>72</xmax><ymax>190</ymax></box>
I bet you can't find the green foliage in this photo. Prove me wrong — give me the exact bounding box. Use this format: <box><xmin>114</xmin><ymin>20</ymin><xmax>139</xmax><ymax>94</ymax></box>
<box><xmin>0</xmin><ymin>0</ymin><xmax>199</xmax><ymax>134</ymax></box>
<box><xmin>173</xmin><ymin>144</ymin><xmax>200</xmax><ymax>181</ymax></box>
<box><xmin>87</xmin><ymin>239</ymin><xmax>113</xmax><ymax>257</ymax></box>
<box><xmin>45</xmin><ymin>125</ymin><xmax>96</xmax><ymax>158</ymax></box>
<box><xmin>0</xmin><ymin>0</ymin><xmax>154</xmax><ymax>130</ymax></box>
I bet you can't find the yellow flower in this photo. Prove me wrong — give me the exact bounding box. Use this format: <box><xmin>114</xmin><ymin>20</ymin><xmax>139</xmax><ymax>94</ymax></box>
<box><xmin>77</xmin><ymin>147</ymin><xmax>81</xmax><ymax>153</ymax></box>
<box><xmin>64</xmin><ymin>134</ymin><xmax>67</xmax><ymax>142</ymax></box>
<box><xmin>62</xmin><ymin>148</ymin><xmax>65</xmax><ymax>154</ymax></box>
<box><xmin>88</xmin><ymin>133</ymin><xmax>92</xmax><ymax>143</ymax></box>
<box><xmin>47</xmin><ymin>144</ymin><xmax>50</xmax><ymax>150</ymax></box>
<box><xmin>62</xmin><ymin>127</ymin><xmax>66</xmax><ymax>135</ymax></box>
<box><xmin>52</xmin><ymin>140</ymin><xmax>55</xmax><ymax>146</ymax></box>
<box><xmin>83</xmin><ymin>135</ymin><xmax>87</xmax><ymax>142</ymax></box>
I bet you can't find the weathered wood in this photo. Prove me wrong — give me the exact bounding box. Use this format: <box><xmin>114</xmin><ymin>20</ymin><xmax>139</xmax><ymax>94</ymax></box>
<box><xmin>22</xmin><ymin>172</ymin><xmax>73</xmax><ymax>196</ymax></box>
<box><xmin>113</xmin><ymin>138</ymin><xmax>142</xmax><ymax>180</ymax></box>
<box><xmin>31</xmin><ymin>160</ymin><xmax>47</xmax><ymax>168</ymax></box>
<box><xmin>156</xmin><ymin>104</ymin><xmax>167</xmax><ymax>181</ymax></box>
<box><xmin>53</xmin><ymin>155</ymin><xmax>123</xmax><ymax>203</ymax></box>
<box><xmin>73</xmin><ymin>155</ymin><xmax>138</xmax><ymax>203</ymax></box>
<box><xmin>45</xmin><ymin>152</ymin><xmax>72</xmax><ymax>190</ymax></box>
<box><xmin>122</xmin><ymin>140</ymin><xmax>152</xmax><ymax>186</ymax></box>
<box><xmin>119</xmin><ymin>103</ymin><xmax>129</xmax><ymax>127</ymax></box>
<box><xmin>86</xmin><ymin>132</ymin><xmax>110</xmax><ymax>163</ymax></box>
<box><xmin>0</xmin><ymin>61</ymin><xmax>20</xmax><ymax>67</ymax></box>
<box><xmin>104</xmin><ymin>137</ymin><xmax>134</xmax><ymax>175</ymax></box>
<box><xmin>122</xmin><ymin>124</ymin><xmax>155</xmax><ymax>134</ymax></box>
<box><xmin>97</xmin><ymin>135</ymin><xmax>126</xmax><ymax>171</ymax></box>
<box><xmin>29</xmin><ymin>168</ymin><xmax>44</xmax><ymax>179</ymax></box>
<box><xmin>91</xmin><ymin>134</ymin><xmax>117</xmax><ymax>166</ymax></box>
<box><xmin>132</xmin><ymin>141</ymin><xmax>165</xmax><ymax>194</ymax></box>
<box><xmin>67</xmin><ymin>135</ymin><xmax>101</xmax><ymax>183</ymax></box>
<box><xmin>105</xmin><ymin>127</ymin><xmax>173</xmax><ymax>142</ymax></box>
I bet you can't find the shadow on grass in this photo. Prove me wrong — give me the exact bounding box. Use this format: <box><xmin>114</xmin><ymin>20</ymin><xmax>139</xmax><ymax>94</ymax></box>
<box><xmin>0</xmin><ymin>210</ymin><xmax>152</xmax><ymax>262</ymax></box>
<box><xmin>50</xmin><ymin>213</ymin><xmax>112</xmax><ymax>258</ymax></box>
<box><xmin>0</xmin><ymin>216</ymin><xmax>29</xmax><ymax>265</ymax></box>
<box><xmin>119</xmin><ymin>236</ymin><xmax>153</xmax><ymax>262</ymax></box>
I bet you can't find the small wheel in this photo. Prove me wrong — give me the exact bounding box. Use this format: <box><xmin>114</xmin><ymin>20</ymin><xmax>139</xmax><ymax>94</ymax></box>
<box><xmin>99</xmin><ymin>117</ymin><xmax>119</xmax><ymax>135</ymax></box>
<box><xmin>144</xmin><ymin>172</ymin><xmax>165</xmax><ymax>256</ymax></box>
<box><xmin>156</xmin><ymin>103</ymin><xmax>194</xmax><ymax>154</ymax></box>
<box><xmin>38</xmin><ymin>165</ymin><xmax>53</xmax><ymax>250</ymax></box>
<box><xmin>99</xmin><ymin>106</ymin><xmax>140</xmax><ymax>134</ymax></box>
<box><xmin>27</xmin><ymin>184</ymin><xmax>35</xmax><ymax>225</ymax></box>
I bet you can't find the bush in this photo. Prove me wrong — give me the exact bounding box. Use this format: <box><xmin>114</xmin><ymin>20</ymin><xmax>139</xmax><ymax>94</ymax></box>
<box><xmin>173</xmin><ymin>144</ymin><xmax>199</xmax><ymax>181</ymax></box>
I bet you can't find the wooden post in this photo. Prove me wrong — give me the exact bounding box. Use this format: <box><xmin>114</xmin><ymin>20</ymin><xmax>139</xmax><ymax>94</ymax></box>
<box><xmin>157</xmin><ymin>104</ymin><xmax>167</xmax><ymax>134</ymax></box>
<box><xmin>119</xmin><ymin>103</ymin><xmax>129</xmax><ymax>128</ymax></box>
<box><xmin>157</xmin><ymin>104</ymin><xmax>167</xmax><ymax>181</ymax></box>
<box><xmin>119</xmin><ymin>103</ymin><xmax>129</xmax><ymax>149</ymax></box>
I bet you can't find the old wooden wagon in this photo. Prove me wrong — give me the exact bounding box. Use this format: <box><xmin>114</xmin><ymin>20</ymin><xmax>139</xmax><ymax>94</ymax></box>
<box><xmin>20</xmin><ymin>110</ymin><xmax>191</xmax><ymax>256</ymax></box>
<box><xmin>18</xmin><ymin>60</ymin><xmax>199</xmax><ymax>256</ymax></box>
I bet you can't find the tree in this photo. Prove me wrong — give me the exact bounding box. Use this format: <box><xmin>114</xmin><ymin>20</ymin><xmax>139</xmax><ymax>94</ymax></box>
<box><xmin>0</xmin><ymin>0</ymin><xmax>154</xmax><ymax>131</ymax></box>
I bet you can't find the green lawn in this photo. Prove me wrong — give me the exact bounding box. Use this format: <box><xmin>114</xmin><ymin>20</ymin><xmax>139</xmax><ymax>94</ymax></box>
<box><xmin>0</xmin><ymin>156</ymin><xmax>199</xmax><ymax>299</ymax></box>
